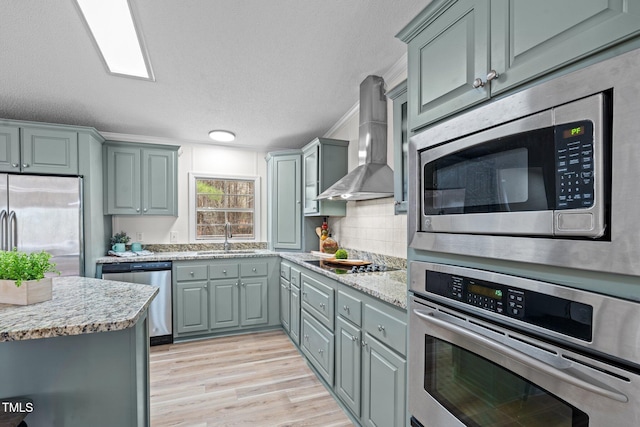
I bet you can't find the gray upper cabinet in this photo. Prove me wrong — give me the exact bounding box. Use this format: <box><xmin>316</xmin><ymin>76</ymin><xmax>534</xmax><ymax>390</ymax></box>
<box><xmin>0</xmin><ymin>123</ymin><xmax>78</xmax><ymax>175</ymax></box>
<box><xmin>387</xmin><ymin>81</ymin><xmax>409</xmax><ymax>214</ymax></box>
<box><xmin>104</xmin><ymin>142</ymin><xmax>178</xmax><ymax>216</ymax></box>
<box><xmin>266</xmin><ymin>151</ymin><xmax>302</xmax><ymax>251</ymax></box>
<box><xmin>302</xmin><ymin>138</ymin><xmax>348</xmax><ymax>217</ymax></box>
<box><xmin>398</xmin><ymin>0</ymin><xmax>640</xmax><ymax>131</ymax></box>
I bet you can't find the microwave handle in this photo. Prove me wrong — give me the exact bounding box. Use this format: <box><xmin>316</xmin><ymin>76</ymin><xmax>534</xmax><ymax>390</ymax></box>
<box><xmin>413</xmin><ymin>309</ymin><xmax>628</xmax><ymax>403</ymax></box>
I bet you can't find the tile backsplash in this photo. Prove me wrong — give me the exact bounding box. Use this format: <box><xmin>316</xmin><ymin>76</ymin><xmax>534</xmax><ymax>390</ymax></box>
<box><xmin>328</xmin><ymin>198</ymin><xmax>407</xmax><ymax>259</ymax></box>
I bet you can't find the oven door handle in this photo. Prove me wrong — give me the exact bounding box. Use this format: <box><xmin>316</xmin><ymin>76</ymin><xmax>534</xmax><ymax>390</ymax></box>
<box><xmin>413</xmin><ymin>309</ymin><xmax>629</xmax><ymax>403</ymax></box>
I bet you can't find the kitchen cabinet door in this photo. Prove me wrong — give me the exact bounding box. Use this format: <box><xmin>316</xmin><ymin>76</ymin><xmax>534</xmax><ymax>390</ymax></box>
<box><xmin>280</xmin><ymin>278</ymin><xmax>291</xmax><ymax>333</ymax></box>
<box><xmin>240</xmin><ymin>277</ymin><xmax>268</xmax><ymax>326</ymax></box>
<box><xmin>289</xmin><ymin>284</ymin><xmax>301</xmax><ymax>345</ymax></box>
<box><xmin>267</xmin><ymin>152</ymin><xmax>302</xmax><ymax>250</ymax></box>
<box><xmin>388</xmin><ymin>81</ymin><xmax>409</xmax><ymax>214</ymax></box>
<box><xmin>362</xmin><ymin>334</ymin><xmax>406</xmax><ymax>427</ymax></box>
<box><xmin>142</xmin><ymin>148</ymin><xmax>177</xmax><ymax>215</ymax></box>
<box><xmin>335</xmin><ymin>317</ymin><xmax>361</xmax><ymax>417</ymax></box>
<box><xmin>0</xmin><ymin>125</ymin><xmax>20</xmax><ymax>173</ymax></box>
<box><xmin>176</xmin><ymin>281</ymin><xmax>209</xmax><ymax>334</ymax></box>
<box><xmin>209</xmin><ymin>278</ymin><xmax>240</xmax><ymax>329</ymax></box>
<box><xmin>491</xmin><ymin>0</ymin><xmax>640</xmax><ymax>95</ymax></box>
<box><xmin>405</xmin><ymin>0</ymin><xmax>490</xmax><ymax>131</ymax></box>
<box><xmin>105</xmin><ymin>145</ymin><xmax>141</xmax><ymax>215</ymax></box>
<box><xmin>22</xmin><ymin>128</ymin><xmax>78</xmax><ymax>175</ymax></box>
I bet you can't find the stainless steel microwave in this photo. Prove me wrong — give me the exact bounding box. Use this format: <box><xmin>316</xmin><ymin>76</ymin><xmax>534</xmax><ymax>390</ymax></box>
<box><xmin>418</xmin><ymin>93</ymin><xmax>608</xmax><ymax>238</ymax></box>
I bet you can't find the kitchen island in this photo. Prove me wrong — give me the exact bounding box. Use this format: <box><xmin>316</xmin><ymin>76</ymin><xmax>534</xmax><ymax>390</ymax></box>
<box><xmin>0</xmin><ymin>276</ymin><xmax>157</xmax><ymax>427</ymax></box>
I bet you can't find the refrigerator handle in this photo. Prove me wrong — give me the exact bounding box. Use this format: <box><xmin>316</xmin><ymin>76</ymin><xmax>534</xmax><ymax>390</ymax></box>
<box><xmin>8</xmin><ymin>210</ymin><xmax>16</xmax><ymax>250</ymax></box>
<box><xmin>0</xmin><ymin>210</ymin><xmax>6</xmax><ymax>251</ymax></box>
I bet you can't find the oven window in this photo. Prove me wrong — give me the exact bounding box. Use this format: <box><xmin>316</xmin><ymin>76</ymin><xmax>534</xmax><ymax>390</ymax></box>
<box><xmin>425</xmin><ymin>337</ymin><xmax>588</xmax><ymax>427</ymax></box>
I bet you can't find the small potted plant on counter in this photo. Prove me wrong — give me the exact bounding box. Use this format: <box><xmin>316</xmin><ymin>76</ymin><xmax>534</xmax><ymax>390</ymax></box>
<box><xmin>110</xmin><ymin>231</ymin><xmax>130</xmax><ymax>253</ymax></box>
<box><xmin>0</xmin><ymin>249</ymin><xmax>59</xmax><ymax>305</ymax></box>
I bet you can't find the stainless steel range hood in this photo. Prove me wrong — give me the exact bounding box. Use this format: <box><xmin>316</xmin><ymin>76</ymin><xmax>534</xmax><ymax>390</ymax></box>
<box><xmin>316</xmin><ymin>75</ymin><xmax>394</xmax><ymax>201</ymax></box>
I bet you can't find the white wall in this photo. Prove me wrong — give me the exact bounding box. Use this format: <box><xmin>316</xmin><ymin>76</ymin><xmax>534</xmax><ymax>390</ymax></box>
<box><xmin>324</xmin><ymin>60</ymin><xmax>408</xmax><ymax>259</ymax></box>
<box><xmin>112</xmin><ymin>141</ymin><xmax>267</xmax><ymax>244</ymax></box>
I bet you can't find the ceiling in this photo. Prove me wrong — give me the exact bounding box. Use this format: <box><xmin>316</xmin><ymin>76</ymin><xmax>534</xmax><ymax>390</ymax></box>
<box><xmin>0</xmin><ymin>1</ymin><xmax>429</xmax><ymax>151</ymax></box>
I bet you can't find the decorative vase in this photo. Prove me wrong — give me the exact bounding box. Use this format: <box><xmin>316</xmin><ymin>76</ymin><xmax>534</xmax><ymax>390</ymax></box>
<box><xmin>0</xmin><ymin>277</ymin><xmax>53</xmax><ymax>305</ymax></box>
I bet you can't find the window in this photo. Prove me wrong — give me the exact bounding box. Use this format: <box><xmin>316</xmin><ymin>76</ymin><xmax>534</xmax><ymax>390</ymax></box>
<box><xmin>189</xmin><ymin>174</ymin><xmax>260</xmax><ymax>241</ymax></box>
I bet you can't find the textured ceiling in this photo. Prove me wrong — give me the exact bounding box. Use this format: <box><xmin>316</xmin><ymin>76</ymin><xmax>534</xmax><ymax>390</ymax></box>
<box><xmin>0</xmin><ymin>1</ymin><xmax>429</xmax><ymax>150</ymax></box>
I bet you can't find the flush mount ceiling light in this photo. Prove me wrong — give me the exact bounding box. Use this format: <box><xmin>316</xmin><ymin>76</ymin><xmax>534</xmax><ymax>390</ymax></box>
<box><xmin>75</xmin><ymin>0</ymin><xmax>154</xmax><ymax>80</ymax></box>
<box><xmin>208</xmin><ymin>130</ymin><xmax>236</xmax><ymax>143</ymax></box>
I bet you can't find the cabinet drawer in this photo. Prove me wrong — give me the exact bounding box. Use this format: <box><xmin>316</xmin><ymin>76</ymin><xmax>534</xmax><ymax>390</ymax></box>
<box><xmin>301</xmin><ymin>273</ymin><xmax>334</xmax><ymax>330</ymax></box>
<box><xmin>301</xmin><ymin>311</ymin><xmax>334</xmax><ymax>385</ymax></box>
<box><xmin>240</xmin><ymin>262</ymin><xmax>268</xmax><ymax>277</ymax></box>
<box><xmin>280</xmin><ymin>262</ymin><xmax>291</xmax><ymax>281</ymax></box>
<box><xmin>209</xmin><ymin>263</ymin><xmax>239</xmax><ymax>279</ymax></box>
<box><xmin>176</xmin><ymin>265</ymin><xmax>208</xmax><ymax>281</ymax></box>
<box><xmin>290</xmin><ymin>266</ymin><xmax>301</xmax><ymax>289</ymax></box>
<box><xmin>337</xmin><ymin>290</ymin><xmax>362</xmax><ymax>327</ymax></box>
<box><xmin>364</xmin><ymin>304</ymin><xmax>407</xmax><ymax>356</ymax></box>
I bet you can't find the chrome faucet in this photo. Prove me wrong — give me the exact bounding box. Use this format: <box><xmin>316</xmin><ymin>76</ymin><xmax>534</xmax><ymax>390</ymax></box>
<box><xmin>223</xmin><ymin>221</ymin><xmax>232</xmax><ymax>252</ymax></box>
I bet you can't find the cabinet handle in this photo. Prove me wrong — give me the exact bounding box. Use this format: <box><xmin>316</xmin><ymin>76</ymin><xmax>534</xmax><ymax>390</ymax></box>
<box><xmin>241</xmin><ymin>282</ymin><xmax>245</xmax><ymax>287</ymax></box>
<box><xmin>343</xmin><ymin>305</ymin><xmax>350</xmax><ymax>313</ymax></box>
<box><xmin>223</xmin><ymin>270</ymin><xmax>227</xmax><ymax>274</ymax></box>
<box><xmin>318</xmin><ymin>349</ymin><xmax>324</xmax><ymax>355</ymax></box>
<box><xmin>189</xmin><ymin>271</ymin><xmax>194</xmax><ymax>276</ymax></box>
<box><xmin>252</xmin><ymin>267</ymin><xmax>257</xmax><ymax>272</ymax></box>
<box><xmin>204</xmin><ymin>284</ymin><xmax>208</xmax><ymax>289</ymax></box>
<box><xmin>319</xmin><ymin>302</ymin><xmax>325</xmax><ymax>309</ymax></box>
<box><xmin>143</xmin><ymin>208</ymin><xmax>148</xmax><ymax>212</ymax></box>
<box><xmin>235</xmin><ymin>281</ymin><xmax>239</xmax><ymax>287</ymax></box>
<box><xmin>11</xmin><ymin>163</ymin><xmax>18</xmax><ymax>168</ymax></box>
<box><xmin>302</xmin><ymin>291</ymin><xmax>307</xmax><ymax>298</ymax></box>
<box><xmin>351</xmin><ymin>336</ymin><xmax>358</xmax><ymax>342</ymax></box>
<box><xmin>486</xmin><ymin>69</ymin><xmax>499</xmax><ymax>82</ymax></box>
<box><xmin>377</xmin><ymin>324</ymin><xmax>385</xmax><ymax>332</ymax></box>
<box><xmin>22</xmin><ymin>163</ymin><xmax>29</xmax><ymax>168</ymax></box>
<box><xmin>136</xmin><ymin>208</ymin><xmax>140</xmax><ymax>212</ymax></box>
<box><xmin>304</xmin><ymin>334</ymin><xmax>309</xmax><ymax>341</ymax></box>
<box><xmin>472</xmin><ymin>77</ymin><xmax>485</xmax><ymax>88</ymax></box>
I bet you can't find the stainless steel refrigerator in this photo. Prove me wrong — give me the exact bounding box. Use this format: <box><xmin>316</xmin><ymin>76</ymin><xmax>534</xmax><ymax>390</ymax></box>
<box><xmin>0</xmin><ymin>174</ymin><xmax>82</xmax><ymax>276</ymax></box>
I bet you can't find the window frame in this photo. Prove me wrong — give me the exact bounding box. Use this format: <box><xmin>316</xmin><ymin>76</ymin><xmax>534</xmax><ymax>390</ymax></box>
<box><xmin>188</xmin><ymin>172</ymin><xmax>261</xmax><ymax>242</ymax></box>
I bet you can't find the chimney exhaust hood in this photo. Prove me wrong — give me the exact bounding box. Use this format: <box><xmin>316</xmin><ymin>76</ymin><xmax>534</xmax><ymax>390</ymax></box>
<box><xmin>316</xmin><ymin>75</ymin><xmax>394</xmax><ymax>201</ymax></box>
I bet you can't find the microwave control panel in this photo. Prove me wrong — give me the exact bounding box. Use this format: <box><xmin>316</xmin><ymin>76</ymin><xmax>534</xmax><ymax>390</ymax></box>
<box><xmin>555</xmin><ymin>120</ymin><xmax>594</xmax><ymax>210</ymax></box>
<box><xmin>424</xmin><ymin>270</ymin><xmax>593</xmax><ymax>341</ymax></box>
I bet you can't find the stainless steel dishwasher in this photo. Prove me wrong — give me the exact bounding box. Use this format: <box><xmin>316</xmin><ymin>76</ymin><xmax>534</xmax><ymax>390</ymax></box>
<box><xmin>101</xmin><ymin>261</ymin><xmax>173</xmax><ymax>346</ymax></box>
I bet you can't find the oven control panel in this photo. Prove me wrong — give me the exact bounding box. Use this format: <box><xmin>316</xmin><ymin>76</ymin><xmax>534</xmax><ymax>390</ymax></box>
<box><xmin>424</xmin><ymin>270</ymin><xmax>593</xmax><ymax>341</ymax></box>
<box><xmin>554</xmin><ymin>120</ymin><xmax>595</xmax><ymax>210</ymax></box>
<box><xmin>447</xmin><ymin>274</ymin><xmax>525</xmax><ymax>319</ymax></box>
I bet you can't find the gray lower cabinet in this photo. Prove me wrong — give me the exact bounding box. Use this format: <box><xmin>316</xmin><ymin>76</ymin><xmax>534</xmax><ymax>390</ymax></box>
<box><xmin>398</xmin><ymin>0</ymin><xmax>640</xmax><ymax>131</ymax></box>
<box><xmin>336</xmin><ymin>317</ymin><xmax>362</xmax><ymax>416</ymax></box>
<box><xmin>0</xmin><ymin>123</ymin><xmax>79</xmax><ymax>174</ymax></box>
<box><xmin>280</xmin><ymin>261</ymin><xmax>302</xmax><ymax>345</ymax></box>
<box><xmin>176</xmin><ymin>281</ymin><xmax>209</xmax><ymax>334</ymax></box>
<box><xmin>104</xmin><ymin>141</ymin><xmax>178</xmax><ymax>216</ymax></box>
<box><xmin>289</xmin><ymin>262</ymin><xmax>407</xmax><ymax>427</ymax></box>
<box><xmin>173</xmin><ymin>257</ymin><xmax>278</xmax><ymax>340</ymax></box>
<box><xmin>301</xmin><ymin>310</ymin><xmax>334</xmax><ymax>385</ymax></box>
<box><xmin>361</xmin><ymin>333</ymin><xmax>406</xmax><ymax>427</ymax></box>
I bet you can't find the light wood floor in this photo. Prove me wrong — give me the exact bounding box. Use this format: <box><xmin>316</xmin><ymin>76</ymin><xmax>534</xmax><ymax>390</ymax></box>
<box><xmin>149</xmin><ymin>330</ymin><xmax>354</xmax><ymax>427</ymax></box>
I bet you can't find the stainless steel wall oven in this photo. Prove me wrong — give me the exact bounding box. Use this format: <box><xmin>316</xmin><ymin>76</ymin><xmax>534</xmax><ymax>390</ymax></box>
<box><xmin>408</xmin><ymin>261</ymin><xmax>640</xmax><ymax>427</ymax></box>
<box><xmin>408</xmin><ymin>47</ymin><xmax>640</xmax><ymax>277</ymax></box>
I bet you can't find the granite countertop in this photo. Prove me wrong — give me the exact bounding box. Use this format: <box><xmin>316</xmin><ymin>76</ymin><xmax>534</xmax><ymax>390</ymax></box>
<box><xmin>0</xmin><ymin>276</ymin><xmax>158</xmax><ymax>342</ymax></box>
<box><xmin>279</xmin><ymin>252</ymin><xmax>408</xmax><ymax>309</ymax></box>
<box><xmin>96</xmin><ymin>249</ymin><xmax>277</xmax><ymax>264</ymax></box>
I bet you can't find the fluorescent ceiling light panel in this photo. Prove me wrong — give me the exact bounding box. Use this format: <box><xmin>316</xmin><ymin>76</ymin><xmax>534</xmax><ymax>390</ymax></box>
<box><xmin>76</xmin><ymin>0</ymin><xmax>153</xmax><ymax>80</ymax></box>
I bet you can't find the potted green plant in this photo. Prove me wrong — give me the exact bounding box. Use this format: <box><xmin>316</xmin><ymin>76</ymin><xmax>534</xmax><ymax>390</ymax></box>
<box><xmin>0</xmin><ymin>249</ymin><xmax>59</xmax><ymax>305</ymax></box>
<box><xmin>110</xmin><ymin>231</ymin><xmax>130</xmax><ymax>253</ymax></box>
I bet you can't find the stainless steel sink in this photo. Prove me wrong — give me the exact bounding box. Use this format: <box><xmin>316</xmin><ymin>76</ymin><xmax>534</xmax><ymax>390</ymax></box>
<box><xmin>196</xmin><ymin>249</ymin><xmax>260</xmax><ymax>255</ymax></box>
